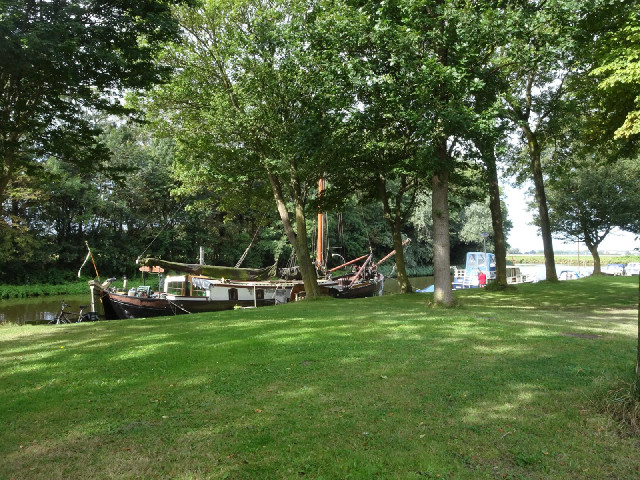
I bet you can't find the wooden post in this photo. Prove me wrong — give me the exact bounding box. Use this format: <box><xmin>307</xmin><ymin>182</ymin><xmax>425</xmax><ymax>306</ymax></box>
<box><xmin>90</xmin><ymin>285</ymin><xmax>95</xmax><ymax>313</ymax></box>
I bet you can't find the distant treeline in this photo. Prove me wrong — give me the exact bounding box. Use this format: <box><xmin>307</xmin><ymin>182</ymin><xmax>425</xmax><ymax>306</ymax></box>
<box><xmin>508</xmin><ymin>255</ymin><xmax>640</xmax><ymax>266</ymax></box>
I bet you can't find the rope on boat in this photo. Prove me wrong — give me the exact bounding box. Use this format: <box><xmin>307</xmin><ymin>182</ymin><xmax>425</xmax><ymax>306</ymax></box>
<box><xmin>136</xmin><ymin>199</ymin><xmax>189</xmax><ymax>261</ymax></box>
<box><xmin>169</xmin><ymin>301</ymin><xmax>191</xmax><ymax>315</ymax></box>
<box><xmin>235</xmin><ymin>222</ymin><xmax>262</xmax><ymax>268</ymax></box>
<box><xmin>358</xmin><ymin>202</ymin><xmax>373</xmax><ymax>252</ymax></box>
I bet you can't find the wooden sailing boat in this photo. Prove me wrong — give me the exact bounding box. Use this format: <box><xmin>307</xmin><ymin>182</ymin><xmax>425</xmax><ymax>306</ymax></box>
<box><xmin>314</xmin><ymin>179</ymin><xmax>387</xmax><ymax>298</ymax></box>
<box><xmin>90</xmin><ymin>260</ymin><xmax>301</xmax><ymax>320</ymax></box>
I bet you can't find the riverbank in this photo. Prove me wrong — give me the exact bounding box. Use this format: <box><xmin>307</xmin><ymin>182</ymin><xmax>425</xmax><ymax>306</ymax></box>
<box><xmin>0</xmin><ymin>280</ymin><xmax>92</xmax><ymax>299</ymax></box>
<box><xmin>1</xmin><ymin>276</ymin><xmax>638</xmax><ymax>479</ymax></box>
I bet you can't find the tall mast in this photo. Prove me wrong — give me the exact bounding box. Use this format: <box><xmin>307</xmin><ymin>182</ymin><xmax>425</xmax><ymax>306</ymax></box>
<box><xmin>316</xmin><ymin>178</ymin><xmax>324</xmax><ymax>266</ymax></box>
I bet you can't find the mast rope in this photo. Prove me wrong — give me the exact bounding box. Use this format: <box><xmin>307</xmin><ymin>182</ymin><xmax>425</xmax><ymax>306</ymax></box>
<box><xmin>358</xmin><ymin>202</ymin><xmax>373</xmax><ymax>251</ymax></box>
<box><xmin>137</xmin><ymin>199</ymin><xmax>189</xmax><ymax>261</ymax></box>
<box><xmin>235</xmin><ymin>223</ymin><xmax>262</xmax><ymax>268</ymax></box>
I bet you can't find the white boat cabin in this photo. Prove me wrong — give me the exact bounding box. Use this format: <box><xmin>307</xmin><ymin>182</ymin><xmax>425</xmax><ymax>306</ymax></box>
<box><xmin>163</xmin><ymin>275</ymin><xmax>292</xmax><ymax>305</ymax></box>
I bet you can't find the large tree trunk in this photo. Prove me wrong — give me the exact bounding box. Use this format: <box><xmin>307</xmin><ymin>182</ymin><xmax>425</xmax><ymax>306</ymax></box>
<box><xmin>266</xmin><ymin>170</ymin><xmax>320</xmax><ymax>298</ymax></box>
<box><xmin>585</xmin><ymin>241</ymin><xmax>601</xmax><ymax>274</ymax></box>
<box><xmin>636</xmin><ymin>274</ymin><xmax>640</xmax><ymax>398</ymax></box>
<box><xmin>482</xmin><ymin>142</ymin><xmax>508</xmax><ymax>288</ymax></box>
<box><xmin>293</xmin><ymin>197</ymin><xmax>321</xmax><ymax>298</ymax></box>
<box><xmin>523</xmin><ymin>128</ymin><xmax>557</xmax><ymax>281</ymax></box>
<box><xmin>432</xmin><ymin>165</ymin><xmax>453</xmax><ymax>306</ymax></box>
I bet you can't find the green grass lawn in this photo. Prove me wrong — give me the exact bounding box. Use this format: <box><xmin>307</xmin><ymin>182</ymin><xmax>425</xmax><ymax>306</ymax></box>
<box><xmin>1</xmin><ymin>276</ymin><xmax>639</xmax><ymax>479</ymax></box>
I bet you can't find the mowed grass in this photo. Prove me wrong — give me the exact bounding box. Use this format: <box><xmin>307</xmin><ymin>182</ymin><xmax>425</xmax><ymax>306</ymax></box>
<box><xmin>1</xmin><ymin>276</ymin><xmax>639</xmax><ymax>479</ymax></box>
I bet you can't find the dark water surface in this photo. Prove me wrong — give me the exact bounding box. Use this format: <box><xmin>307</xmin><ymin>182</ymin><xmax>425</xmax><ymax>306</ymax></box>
<box><xmin>382</xmin><ymin>276</ymin><xmax>434</xmax><ymax>295</ymax></box>
<box><xmin>0</xmin><ymin>294</ymin><xmax>92</xmax><ymax>325</ymax></box>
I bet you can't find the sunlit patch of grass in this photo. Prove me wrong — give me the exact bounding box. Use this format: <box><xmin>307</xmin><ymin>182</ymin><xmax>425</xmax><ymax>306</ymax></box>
<box><xmin>0</xmin><ymin>276</ymin><xmax>638</xmax><ymax>479</ymax></box>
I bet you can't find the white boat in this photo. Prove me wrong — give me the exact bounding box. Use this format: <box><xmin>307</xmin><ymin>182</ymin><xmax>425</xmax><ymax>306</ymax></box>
<box><xmin>558</xmin><ymin>270</ymin><xmax>582</xmax><ymax>281</ymax></box>
<box><xmin>505</xmin><ymin>266</ymin><xmax>536</xmax><ymax>285</ymax></box>
<box><xmin>625</xmin><ymin>262</ymin><xmax>640</xmax><ymax>276</ymax></box>
<box><xmin>602</xmin><ymin>263</ymin><xmax>625</xmax><ymax>276</ymax></box>
<box><xmin>450</xmin><ymin>252</ymin><xmax>496</xmax><ymax>289</ymax></box>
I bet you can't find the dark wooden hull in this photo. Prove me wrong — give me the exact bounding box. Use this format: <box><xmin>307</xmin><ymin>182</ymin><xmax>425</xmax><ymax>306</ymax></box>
<box><xmin>100</xmin><ymin>291</ymin><xmax>276</xmax><ymax>320</ymax></box>
<box><xmin>95</xmin><ymin>272</ymin><xmax>382</xmax><ymax>321</ymax></box>
<box><xmin>327</xmin><ymin>274</ymin><xmax>384</xmax><ymax>299</ymax></box>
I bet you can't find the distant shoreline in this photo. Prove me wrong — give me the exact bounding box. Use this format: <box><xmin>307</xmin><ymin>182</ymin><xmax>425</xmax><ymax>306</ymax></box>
<box><xmin>506</xmin><ymin>254</ymin><xmax>640</xmax><ymax>266</ymax></box>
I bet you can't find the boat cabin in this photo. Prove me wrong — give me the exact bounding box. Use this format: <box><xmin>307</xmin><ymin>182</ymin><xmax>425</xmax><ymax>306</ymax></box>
<box><xmin>162</xmin><ymin>274</ymin><xmax>290</xmax><ymax>305</ymax></box>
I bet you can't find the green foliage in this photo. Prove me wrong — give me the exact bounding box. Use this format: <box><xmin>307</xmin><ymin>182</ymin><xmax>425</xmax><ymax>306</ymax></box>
<box><xmin>0</xmin><ymin>0</ymin><xmax>188</xmax><ymax>203</ymax></box>
<box><xmin>590</xmin><ymin>5</ymin><xmax>640</xmax><ymax>139</ymax></box>
<box><xmin>2</xmin><ymin>0</ymin><xmax>638</xmax><ymax>289</ymax></box>
<box><xmin>547</xmin><ymin>156</ymin><xmax>640</xmax><ymax>247</ymax></box>
<box><xmin>457</xmin><ymin>199</ymin><xmax>512</xmax><ymax>250</ymax></box>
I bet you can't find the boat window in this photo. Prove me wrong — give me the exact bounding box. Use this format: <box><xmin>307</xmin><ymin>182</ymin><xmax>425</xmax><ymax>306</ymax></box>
<box><xmin>192</xmin><ymin>283</ymin><xmax>207</xmax><ymax>297</ymax></box>
<box><xmin>167</xmin><ymin>281</ymin><xmax>185</xmax><ymax>296</ymax></box>
<box><xmin>229</xmin><ymin>288</ymin><xmax>238</xmax><ymax>301</ymax></box>
<box><xmin>256</xmin><ymin>289</ymin><xmax>264</xmax><ymax>300</ymax></box>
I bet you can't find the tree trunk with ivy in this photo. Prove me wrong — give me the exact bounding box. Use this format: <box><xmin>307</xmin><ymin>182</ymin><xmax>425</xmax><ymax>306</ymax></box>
<box><xmin>267</xmin><ymin>170</ymin><xmax>320</xmax><ymax>299</ymax></box>
<box><xmin>377</xmin><ymin>176</ymin><xmax>413</xmax><ymax>294</ymax></box>
<box><xmin>637</xmin><ymin>274</ymin><xmax>640</xmax><ymax>398</ymax></box>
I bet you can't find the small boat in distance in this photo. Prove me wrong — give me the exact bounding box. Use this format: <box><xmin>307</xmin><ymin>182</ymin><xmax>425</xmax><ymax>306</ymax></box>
<box><xmin>602</xmin><ymin>264</ymin><xmax>625</xmax><ymax>276</ymax></box>
<box><xmin>558</xmin><ymin>270</ymin><xmax>582</xmax><ymax>281</ymax></box>
<box><xmin>505</xmin><ymin>266</ymin><xmax>536</xmax><ymax>285</ymax></box>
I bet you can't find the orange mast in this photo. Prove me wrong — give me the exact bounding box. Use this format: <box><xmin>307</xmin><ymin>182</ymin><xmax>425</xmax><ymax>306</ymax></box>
<box><xmin>316</xmin><ymin>178</ymin><xmax>324</xmax><ymax>266</ymax></box>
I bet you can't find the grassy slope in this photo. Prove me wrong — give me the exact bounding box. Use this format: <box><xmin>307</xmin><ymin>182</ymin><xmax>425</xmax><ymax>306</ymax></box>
<box><xmin>1</xmin><ymin>276</ymin><xmax>639</xmax><ymax>479</ymax></box>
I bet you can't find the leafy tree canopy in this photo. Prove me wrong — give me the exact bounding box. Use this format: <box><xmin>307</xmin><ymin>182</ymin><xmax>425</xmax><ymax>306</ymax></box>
<box><xmin>0</xmin><ymin>0</ymin><xmax>189</xmax><ymax>203</ymax></box>
<box><xmin>590</xmin><ymin>4</ymin><xmax>640</xmax><ymax>139</ymax></box>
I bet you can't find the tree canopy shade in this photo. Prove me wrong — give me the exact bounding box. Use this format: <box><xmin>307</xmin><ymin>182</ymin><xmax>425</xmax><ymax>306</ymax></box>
<box><xmin>0</xmin><ymin>0</ymin><xmax>189</xmax><ymax>206</ymax></box>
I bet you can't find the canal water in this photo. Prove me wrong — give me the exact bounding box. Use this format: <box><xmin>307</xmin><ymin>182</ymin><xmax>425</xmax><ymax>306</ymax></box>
<box><xmin>0</xmin><ymin>293</ymin><xmax>93</xmax><ymax>326</ymax></box>
<box><xmin>382</xmin><ymin>276</ymin><xmax>434</xmax><ymax>295</ymax></box>
<box><xmin>517</xmin><ymin>264</ymin><xmax>594</xmax><ymax>282</ymax></box>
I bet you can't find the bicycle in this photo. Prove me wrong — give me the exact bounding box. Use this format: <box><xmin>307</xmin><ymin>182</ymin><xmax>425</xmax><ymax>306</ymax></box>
<box><xmin>49</xmin><ymin>300</ymin><xmax>99</xmax><ymax>324</ymax></box>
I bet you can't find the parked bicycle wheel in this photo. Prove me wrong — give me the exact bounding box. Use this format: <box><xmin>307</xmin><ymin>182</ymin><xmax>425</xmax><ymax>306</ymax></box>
<box><xmin>50</xmin><ymin>313</ymin><xmax>70</xmax><ymax>325</ymax></box>
<box><xmin>79</xmin><ymin>312</ymin><xmax>100</xmax><ymax>322</ymax></box>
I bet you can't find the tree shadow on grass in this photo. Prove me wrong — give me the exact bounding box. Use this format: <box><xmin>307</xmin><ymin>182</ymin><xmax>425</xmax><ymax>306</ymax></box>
<box><xmin>0</xmin><ymin>281</ymin><xmax>638</xmax><ymax>479</ymax></box>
